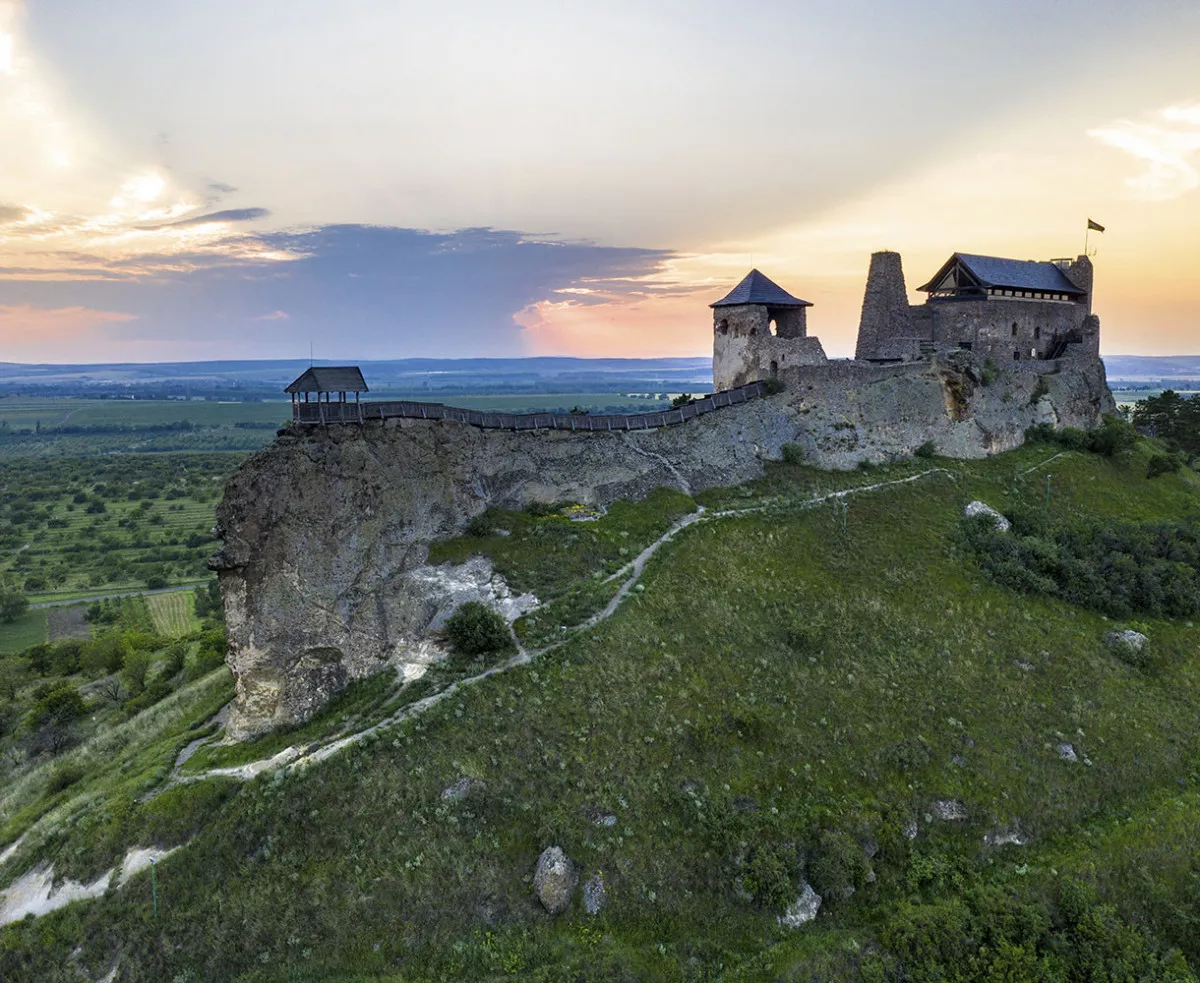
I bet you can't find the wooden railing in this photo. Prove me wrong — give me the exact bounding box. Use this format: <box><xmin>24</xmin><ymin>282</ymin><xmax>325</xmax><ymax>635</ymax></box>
<box><xmin>291</xmin><ymin>381</ymin><xmax>769</xmax><ymax>431</ymax></box>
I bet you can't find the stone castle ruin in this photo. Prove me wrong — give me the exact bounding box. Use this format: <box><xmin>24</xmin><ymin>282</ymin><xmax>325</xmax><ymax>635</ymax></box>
<box><xmin>213</xmin><ymin>246</ymin><xmax>1116</xmax><ymax>738</ymax></box>
<box><xmin>713</xmin><ymin>250</ymin><xmax>1100</xmax><ymax>391</ymax></box>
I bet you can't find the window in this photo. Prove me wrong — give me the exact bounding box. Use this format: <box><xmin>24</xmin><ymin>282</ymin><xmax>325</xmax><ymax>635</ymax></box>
<box><xmin>770</xmin><ymin>360</ymin><xmax>779</xmax><ymax>377</ymax></box>
<box><xmin>718</xmin><ymin>319</ymin><xmax>729</xmax><ymax>335</ymax></box>
<box><xmin>1013</xmin><ymin>350</ymin><xmax>1021</xmax><ymax>361</ymax></box>
<box><xmin>768</xmin><ymin>319</ymin><xmax>778</xmax><ymax>337</ymax></box>
<box><xmin>1011</xmin><ymin>323</ymin><xmax>1018</xmax><ymax>336</ymax></box>
<box><xmin>1034</xmin><ymin>326</ymin><xmax>1040</xmax><ymax>339</ymax></box>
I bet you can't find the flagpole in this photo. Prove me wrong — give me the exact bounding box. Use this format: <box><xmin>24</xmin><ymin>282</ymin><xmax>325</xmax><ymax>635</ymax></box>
<box><xmin>1084</xmin><ymin>223</ymin><xmax>1089</xmax><ymax>257</ymax></box>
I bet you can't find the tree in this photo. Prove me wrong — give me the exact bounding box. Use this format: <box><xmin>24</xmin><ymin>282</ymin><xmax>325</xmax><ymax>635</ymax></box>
<box><xmin>0</xmin><ymin>588</ymin><xmax>28</xmax><ymax>624</ymax></box>
<box><xmin>26</xmin><ymin>682</ymin><xmax>86</xmax><ymax>731</ymax></box>
<box><xmin>120</xmin><ymin>649</ymin><xmax>152</xmax><ymax>697</ymax></box>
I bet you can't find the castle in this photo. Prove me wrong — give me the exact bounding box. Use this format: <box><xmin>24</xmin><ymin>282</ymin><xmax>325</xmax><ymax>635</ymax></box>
<box><xmin>219</xmin><ymin>246</ymin><xmax>1115</xmax><ymax>738</ymax></box>
<box><xmin>712</xmin><ymin>250</ymin><xmax>1100</xmax><ymax>391</ymax></box>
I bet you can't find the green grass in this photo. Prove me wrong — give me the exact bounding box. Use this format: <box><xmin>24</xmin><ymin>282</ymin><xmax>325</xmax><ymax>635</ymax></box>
<box><xmin>6</xmin><ymin>440</ymin><xmax>1200</xmax><ymax>980</ymax></box>
<box><xmin>0</xmin><ymin>608</ymin><xmax>47</xmax><ymax>653</ymax></box>
<box><xmin>147</xmin><ymin>591</ymin><xmax>199</xmax><ymax>637</ymax></box>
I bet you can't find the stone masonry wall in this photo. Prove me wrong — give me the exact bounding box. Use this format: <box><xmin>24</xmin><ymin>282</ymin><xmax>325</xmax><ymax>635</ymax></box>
<box><xmin>213</xmin><ymin>353</ymin><xmax>1115</xmax><ymax>738</ymax></box>
<box><xmin>713</xmin><ymin>305</ymin><xmax>826</xmax><ymax>391</ymax></box>
<box><xmin>856</xmin><ymin>251</ymin><xmax>913</xmax><ymax>359</ymax></box>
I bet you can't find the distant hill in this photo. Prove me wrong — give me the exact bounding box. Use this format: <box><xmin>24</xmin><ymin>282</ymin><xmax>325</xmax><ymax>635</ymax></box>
<box><xmin>0</xmin><ymin>357</ymin><xmax>715</xmax><ymax>400</ymax></box>
<box><xmin>1102</xmin><ymin>354</ymin><xmax>1200</xmax><ymax>382</ymax></box>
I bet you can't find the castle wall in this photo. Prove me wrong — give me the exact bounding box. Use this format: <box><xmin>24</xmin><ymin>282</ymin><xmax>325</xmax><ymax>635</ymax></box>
<box><xmin>213</xmin><ymin>352</ymin><xmax>1115</xmax><ymax>738</ymax></box>
<box><xmin>924</xmin><ymin>299</ymin><xmax>1092</xmax><ymax>361</ymax></box>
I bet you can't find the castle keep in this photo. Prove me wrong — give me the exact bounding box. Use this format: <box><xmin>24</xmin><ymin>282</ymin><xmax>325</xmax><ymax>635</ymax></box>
<box><xmin>713</xmin><ymin>250</ymin><xmax>1100</xmax><ymax>390</ymax></box>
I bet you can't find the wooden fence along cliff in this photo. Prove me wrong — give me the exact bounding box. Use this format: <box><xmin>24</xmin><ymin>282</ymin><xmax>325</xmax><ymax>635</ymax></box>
<box><xmin>291</xmin><ymin>381</ymin><xmax>769</xmax><ymax>431</ymax></box>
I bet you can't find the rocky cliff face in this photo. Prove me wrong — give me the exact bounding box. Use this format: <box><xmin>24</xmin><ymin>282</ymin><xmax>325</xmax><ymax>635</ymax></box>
<box><xmin>211</xmin><ymin>354</ymin><xmax>1114</xmax><ymax>738</ymax></box>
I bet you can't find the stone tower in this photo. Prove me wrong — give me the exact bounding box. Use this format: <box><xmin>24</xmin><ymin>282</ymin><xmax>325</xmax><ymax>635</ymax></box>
<box><xmin>1056</xmin><ymin>255</ymin><xmax>1094</xmax><ymax>314</ymax></box>
<box><xmin>711</xmin><ymin>270</ymin><xmax>825</xmax><ymax>391</ymax></box>
<box><xmin>855</xmin><ymin>251</ymin><xmax>912</xmax><ymax>360</ymax></box>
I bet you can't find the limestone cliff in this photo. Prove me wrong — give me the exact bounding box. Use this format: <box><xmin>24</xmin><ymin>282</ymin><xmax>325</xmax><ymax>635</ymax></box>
<box><xmin>211</xmin><ymin>354</ymin><xmax>1114</xmax><ymax>738</ymax></box>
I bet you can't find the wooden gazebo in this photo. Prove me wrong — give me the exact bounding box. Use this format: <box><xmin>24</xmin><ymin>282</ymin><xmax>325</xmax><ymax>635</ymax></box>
<box><xmin>286</xmin><ymin>366</ymin><xmax>368</xmax><ymax>423</ymax></box>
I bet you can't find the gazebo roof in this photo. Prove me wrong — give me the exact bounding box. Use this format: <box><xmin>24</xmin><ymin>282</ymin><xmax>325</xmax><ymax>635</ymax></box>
<box><xmin>285</xmin><ymin>366</ymin><xmax>369</xmax><ymax>394</ymax></box>
<box><xmin>710</xmin><ymin>269</ymin><xmax>812</xmax><ymax>308</ymax></box>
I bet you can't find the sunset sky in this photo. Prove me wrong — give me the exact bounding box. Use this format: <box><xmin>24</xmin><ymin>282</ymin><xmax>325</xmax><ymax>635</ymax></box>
<box><xmin>1</xmin><ymin>0</ymin><xmax>1198</xmax><ymax>363</ymax></box>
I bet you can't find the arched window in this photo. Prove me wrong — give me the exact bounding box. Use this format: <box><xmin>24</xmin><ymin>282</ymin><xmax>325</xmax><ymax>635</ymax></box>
<box><xmin>1034</xmin><ymin>326</ymin><xmax>1041</xmax><ymax>340</ymax></box>
<box><xmin>1013</xmin><ymin>350</ymin><xmax>1021</xmax><ymax>361</ymax></box>
<box><xmin>718</xmin><ymin>319</ymin><xmax>729</xmax><ymax>335</ymax></box>
<box><xmin>749</xmin><ymin>327</ymin><xmax>757</xmax><ymax>336</ymax></box>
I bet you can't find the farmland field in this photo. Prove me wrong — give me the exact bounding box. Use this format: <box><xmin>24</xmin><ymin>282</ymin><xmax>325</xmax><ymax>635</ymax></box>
<box><xmin>0</xmin><ymin>608</ymin><xmax>47</xmax><ymax>653</ymax></box>
<box><xmin>146</xmin><ymin>590</ymin><xmax>199</xmax><ymax>637</ymax></box>
<box><xmin>0</xmin><ymin>454</ymin><xmax>238</xmax><ymax>599</ymax></box>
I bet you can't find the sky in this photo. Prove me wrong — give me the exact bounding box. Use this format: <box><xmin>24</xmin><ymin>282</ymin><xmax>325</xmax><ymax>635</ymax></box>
<box><xmin>0</xmin><ymin>0</ymin><xmax>1198</xmax><ymax>363</ymax></box>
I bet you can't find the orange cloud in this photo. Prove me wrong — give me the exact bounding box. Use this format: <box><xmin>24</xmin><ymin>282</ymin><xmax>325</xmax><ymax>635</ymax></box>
<box><xmin>0</xmin><ymin>304</ymin><xmax>136</xmax><ymax>359</ymax></box>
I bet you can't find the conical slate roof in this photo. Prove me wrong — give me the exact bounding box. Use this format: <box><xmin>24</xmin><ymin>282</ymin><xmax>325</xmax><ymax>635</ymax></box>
<box><xmin>710</xmin><ymin>269</ymin><xmax>812</xmax><ymax>308</ymax></box>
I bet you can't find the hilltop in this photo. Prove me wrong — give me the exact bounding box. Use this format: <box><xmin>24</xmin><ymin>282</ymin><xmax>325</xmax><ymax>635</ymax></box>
<box><xmin>3</xmin><ymin>433</ymin><xmax>1200</xmax><ymax>980</ymax></box>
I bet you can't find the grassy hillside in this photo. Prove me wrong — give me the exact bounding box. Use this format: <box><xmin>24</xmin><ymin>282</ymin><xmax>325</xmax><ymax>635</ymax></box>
<box><xmin>4</xmin><ymin>437</ymin><xmax>1200</xmax><ymax>981</ymax></box>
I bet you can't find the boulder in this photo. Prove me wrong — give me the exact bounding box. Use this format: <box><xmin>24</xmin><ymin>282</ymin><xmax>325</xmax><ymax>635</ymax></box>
<box><xmin>777</xmin><ymin>881</ymin><xmax>822</xmax><ymax>927</ymax></box>
<box><xmin>440</xmin><ymin>777</ymin><xmax>486</xmax><ymax>803</ymax></box>
<box><xmin>533</xmin><ymin>846</ymin><xmax>578</xmax><ymax>915</ymax></box>
<box><xmin>582</xmin><ymin>873</ymin><xmax>606</xmax><ymax>915</ymax></box>
<box><xmin>963</xmin><ymin>501</ymin><xmax>1010</xmax><ymax>532</ymax></box>
<box><xmin>1105</xmin><ymin>629</ymin><xmax>1148</xmax><ymax>651</ymax></box>
<box><xmin>931</xmin><ymin>799</ymin><xmax>968</xmax><ymax>822</ymax></box>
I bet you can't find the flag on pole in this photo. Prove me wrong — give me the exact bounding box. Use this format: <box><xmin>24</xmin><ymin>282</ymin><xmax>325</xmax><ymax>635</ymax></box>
<box><xmin>1087</xmin><ymin>219</ymin><xmax>1105</xmax><ymax>233</ymax></box>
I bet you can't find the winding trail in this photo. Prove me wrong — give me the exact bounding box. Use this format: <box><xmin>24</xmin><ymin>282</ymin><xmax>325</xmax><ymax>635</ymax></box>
<box><xmin>176</xmin><ymin>467</ymin><xmax>954</xmax><ymax>787</ymax></box>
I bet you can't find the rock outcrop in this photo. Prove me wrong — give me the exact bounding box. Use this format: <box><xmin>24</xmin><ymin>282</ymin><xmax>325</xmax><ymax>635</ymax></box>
<box><xmin>533</xmin><ymin>846</ymin><xmax>578</xmax><ymax>915</ymax></box>
<box><xmin>211</xmin><ymin>354</ymin><xmax>1114</xmax><ymax>738</ymax></box>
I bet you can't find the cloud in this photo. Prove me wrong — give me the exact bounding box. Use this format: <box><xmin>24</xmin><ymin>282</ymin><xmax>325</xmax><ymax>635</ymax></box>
<box><xmin>0</xmin><ymin>203</ymin><xmax>28</xmax><ymax>224</ymax></box>
<box><xmin>1090</xmin><ymin>100</ymin><xmax>1200</xmax><ymax>201</ymax></box>
<box><xmin>0</xmin><ymin>224</ymin><xmax>675</xmax><ymax>359</ymax></box>
<box><xmin>158</xmin><ymin>207</ymin><xmax>271</xmax><ymax>228</ymax></box>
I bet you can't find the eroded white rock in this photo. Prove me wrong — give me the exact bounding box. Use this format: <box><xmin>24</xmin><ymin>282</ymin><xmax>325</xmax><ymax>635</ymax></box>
<box><xmin>964</xmin><ymin>501</ymin><xmax>1010</xmax><ymax>532</ymax></box>
<box><xmin>778</xmin><ymin>882</ymin><xmax>822</xmax><ymax>927</ymax></box>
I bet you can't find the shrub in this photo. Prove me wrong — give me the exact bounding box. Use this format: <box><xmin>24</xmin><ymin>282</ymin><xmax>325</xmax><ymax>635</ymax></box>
<box><xmin>671</xmin><ymin>393</ymin><xmax>694</xmax><ymax>407</ymax></box>
<box><xmin>1147</xmin><ymin>452</ymin><xmax>1185</xmax><ymax>479</ymax></box>
<box><xmin>761</xmin><ymin>377</ymin><xmax>786</xmax><ymax>395</ymax></box>
<box><xmin>1029</xmin><ymin>375</ymin><xmax>1050</xmax><ymax>405</ymax></box>
<box><xmin>914</xmin><ymin>439</ymin><xmax>937</xmax><ymax>459</ymax></box>
<box><xmin>163</xmin><ymin>642</ymin><xmax>188</xmax><ymax>678</ymax></box>
<box><xmin>443</xmin><ymin>602</ymin><xmax>514</xmax><ymax>657</ymax></box>
<box><xmin>981</xmin><ymin>358</ymin><xmax>999</xmax><ymax>386</ymax></box>
<box><xmin>145</xmin><ymin>575</ymin><xmax>168</xmax><ymax>590</ymax></box>
<box><xmin>46</xmin><ymin>763</ymin><xmax>85</xmax><ymax>795</ymax></box>
<box><xmin>742</xmin><ymin>843</ymin><xmax>798</xmax><ymax>910</ymax></box>
<box><xmin>961</xmin><ymin>513</ymin><xmax>1200</xmax><ymax>618</ymax></box>
<box><xmin>465</xmin><ymin>512</ymin><xmax>495</xmax><ymax>538</ymax></box>
<box><xmin>780</xmin><ymin>443</ymin><xmax>805</xmax><ymax>465</ymax></box>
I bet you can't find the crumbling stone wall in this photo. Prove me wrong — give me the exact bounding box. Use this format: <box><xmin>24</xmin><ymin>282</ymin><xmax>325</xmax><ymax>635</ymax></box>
<box><xmin>713</xmin><ymin>304</ymin><xmax>826</xmax><ymax>390</ymax></box>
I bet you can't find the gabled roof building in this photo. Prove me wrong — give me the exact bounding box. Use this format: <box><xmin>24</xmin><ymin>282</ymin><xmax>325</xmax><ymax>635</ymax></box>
<box><xmin>855</xmin><ymin>250</ymin><xmax>1098</xmax><ymax>364</ymax></box>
